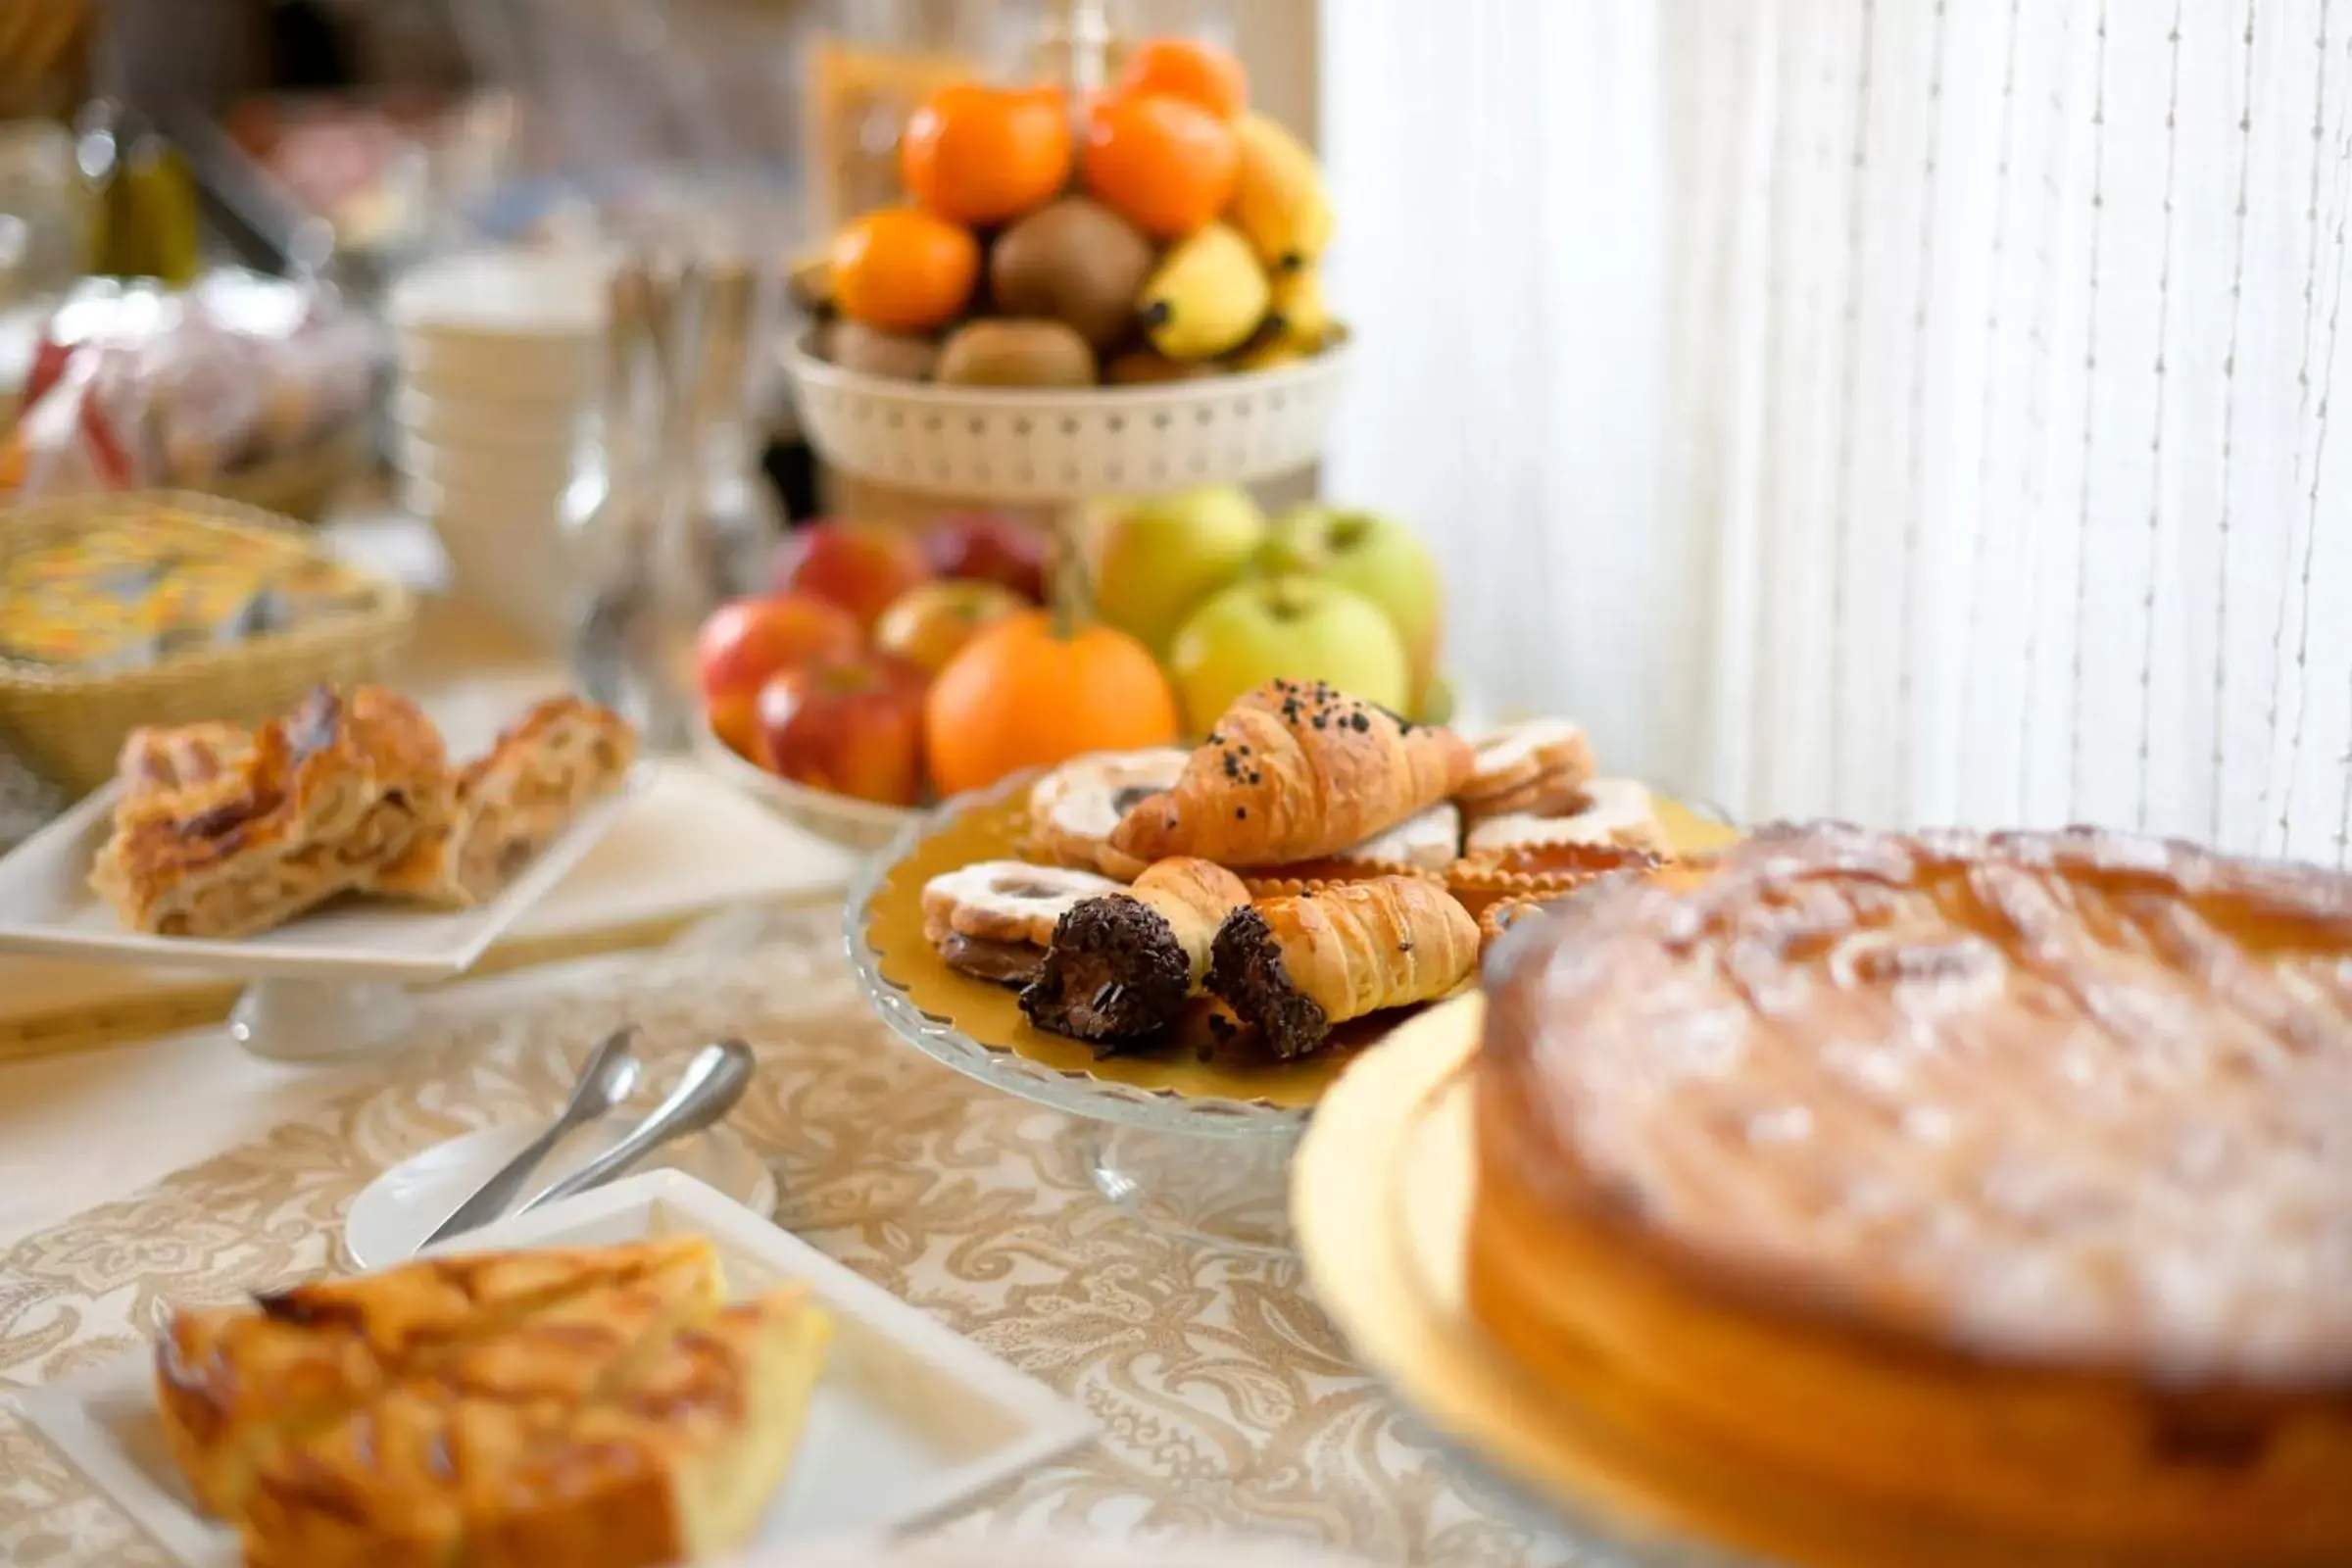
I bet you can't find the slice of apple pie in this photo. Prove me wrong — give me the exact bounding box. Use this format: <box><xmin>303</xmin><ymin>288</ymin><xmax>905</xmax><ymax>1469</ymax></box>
<box><xmin>157</xmin><ymin>1237</ymin><xmax>723</xmax><ymax>1521</ymax></box>
<box><xmin>160</xmin><ymin>1238</ymin><xmax>831</xmax><ymax>1568</ymax></box>
<box><xmin>90</xmin><ymin>686</ymin><xmax>448</xmax><ymax>938</ymax></box>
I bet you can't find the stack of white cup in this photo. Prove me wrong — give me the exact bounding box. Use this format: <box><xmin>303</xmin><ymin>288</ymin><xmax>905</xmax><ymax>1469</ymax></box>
<box><xmin>388</xmin><ymin>250</ymin><xmax>611</xmax><ymax>645</ymax></box>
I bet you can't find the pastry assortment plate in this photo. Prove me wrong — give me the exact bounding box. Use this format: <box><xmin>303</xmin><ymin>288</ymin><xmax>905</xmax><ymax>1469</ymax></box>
<box><xmin>0</xmin><ymin>763</ymin><xmax>651</xmax><ymax>979</ymax></box>
<box><xmin>846</xmin><ymin>772</ymin><xmax>1740</xmax><ymax>1132</ymax></box>
<box><xmin>1291</xmin><ymin>999</ymin><xmax>2114</xmax><ymax>1568</ymax></box>
<box><xmin>3</xmin><ymin>1171</ymin><xmax>1096</xmax><ymax>1568</ymax></box>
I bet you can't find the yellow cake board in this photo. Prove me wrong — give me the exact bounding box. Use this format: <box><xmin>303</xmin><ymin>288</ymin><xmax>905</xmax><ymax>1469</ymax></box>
<box><xmin>1292</xmin><ymin>998</ymin><xmax>2162</xmax><ymax>1568</ymax></box>
<box><xmin>865</xmin><ymin>794</ymin><xmax>1738</xmax><ymax>1110</ymax></box>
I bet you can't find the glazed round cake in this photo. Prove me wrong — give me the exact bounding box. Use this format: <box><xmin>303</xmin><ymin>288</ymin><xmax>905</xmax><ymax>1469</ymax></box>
<box><xmin>1471</xmin><ymin>823</ymin><xmax>2352</xmax><ymax>1559</ymax></box>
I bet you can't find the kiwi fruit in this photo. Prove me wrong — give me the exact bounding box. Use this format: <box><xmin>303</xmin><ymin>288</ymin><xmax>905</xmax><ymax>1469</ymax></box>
<box><xmin>821</xmin><ymin>318</ymin><xmax>940</xmax><ymax>381</ymax></box>
<box><xmin>1105</xmin><ymin>349</ymin><xmax>1220</xmax><ymax>385</ymax></box>
<box><xmin>935</xmin><ymin>319</ymin><xmax>1098</xmax><ymax>388</ymax></box>
<box><xmin>787</xmin><ymin>250</ymin><xmax>835</xmax><ymax>316</ymax></box>
<box><xmin>988</xmin><ymin>197</ymin><xmax>1155</xmax><ymax>351</ymax></box>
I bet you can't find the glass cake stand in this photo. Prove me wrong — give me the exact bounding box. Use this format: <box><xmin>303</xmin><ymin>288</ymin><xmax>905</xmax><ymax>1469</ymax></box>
<box><xmin>845</xmin><ymin>775</ymin><xmax>1311</xmax><ymax>1253</ymax></box>
<box><xmin>802</xmin><ymin>308</ymin><xmax>1355</xmax><ymax>1255</ymax></box>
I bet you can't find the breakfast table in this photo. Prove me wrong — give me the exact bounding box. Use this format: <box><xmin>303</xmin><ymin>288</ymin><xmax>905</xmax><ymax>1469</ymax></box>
<box><xmin>0</xmin><ymin>527</ymin><xmax>1608</xmax><ymax>1567</ymax></box>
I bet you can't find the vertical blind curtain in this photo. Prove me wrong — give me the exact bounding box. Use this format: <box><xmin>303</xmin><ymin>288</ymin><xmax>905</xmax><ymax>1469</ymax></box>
<box><xmin>1324</xmin><ymin>0</ymin><xmax>2352</xmax><ymax>865</ymax></box>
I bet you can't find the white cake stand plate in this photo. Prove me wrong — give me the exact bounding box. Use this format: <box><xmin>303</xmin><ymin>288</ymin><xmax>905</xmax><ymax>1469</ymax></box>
<box><xmin>0</xmin><ymin>768</ymin><xmax>649</xmax><ymax>1060</ymax></box>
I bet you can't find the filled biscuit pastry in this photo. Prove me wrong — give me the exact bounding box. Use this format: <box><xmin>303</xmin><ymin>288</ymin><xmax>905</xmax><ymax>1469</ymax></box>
<box><xmin>1461</xmin><ymin>776</ymin><xmax>1669</xmax><ymax>857</ymax></box>
<box><xmin>1334</xmin><ymin>801</ymin><xmax>1460</xmax><ymax>872</ymax></box>
<box><xmin>1454</xmin><ymin>718</ymin><xmax>1594</xmax><ymax>824</ymax></box>
<box><xmin>1446</xmin><ymin>839</ymin><xmax>1662</xmax><ymax>920</ymax></box>
<box><xmin>1023</xmin><ymin>748</ymin><xmax>1189</xmax><ymax>879</ymax></box>
<box><xmin>921</xmin><ymin>859</ymin><xmax>1121</xmax><ymax>986</ymax></box>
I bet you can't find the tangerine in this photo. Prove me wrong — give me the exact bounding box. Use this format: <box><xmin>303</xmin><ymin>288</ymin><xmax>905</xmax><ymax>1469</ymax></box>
<box><xmin>901</xmin><ymin>83</ymin><xmax>1073</xmax><ymax>226</ymax></box>
<box><xmin>924</xmin><ymin>610</ymin><xmax>1179</xmax><ymax>796</ymax></box>
<box><xmin>829</xmin><ymin>206</ymin><xmax>979</xmax><ymax>333</ymax></box>
<box><xmin>1081</xmin><ymin>93</ymin><xmax>1240</xmax><ymax>239</ymax></box>
<box><xmin>1114</xmin><ymin>37</ymin><xmax>1247</xmax><ymax>121</ymax></box>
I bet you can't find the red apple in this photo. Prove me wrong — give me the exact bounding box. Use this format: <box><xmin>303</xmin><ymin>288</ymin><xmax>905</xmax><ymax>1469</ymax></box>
<box><xmin>874</xmin><ymin>579</ymin><xmax>1028</xmax><ymax>674</ymax></box>
<box><xmin>754</xmin><ymin>652</ymin><xmax>930</xmax><ymax>807</ymax></box>
<box><xmin>771</xmin><ymin>520</ymin><xmax>934</xmax><ymax>628</ymax></box>
<box><xmin>696</xmin><ymin>593</ymin><xmax>863</xmax><ymax>757</ymax></box>
<box><xmin>922</xmin><ymin>513</ymin><xmax>1049</xmax><ymax>602</ymax></box>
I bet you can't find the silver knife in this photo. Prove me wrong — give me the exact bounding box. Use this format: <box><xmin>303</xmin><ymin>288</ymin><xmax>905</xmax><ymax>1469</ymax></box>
<box><xmin>420</xmin><ymin>1027</ymin><xmax>641</xmax><ymax>1250</ymax></box>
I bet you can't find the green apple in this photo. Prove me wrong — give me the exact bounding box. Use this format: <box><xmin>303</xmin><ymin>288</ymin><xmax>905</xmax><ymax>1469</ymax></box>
<box><xmin>1087</xmin><ymin>485</ymin><xmax>1267</xmax><ymax>657</ymax></box>
<box><xmin>1415</xmin><ymin>670</ymin><xmax>1456</xmax><ymax>726</ymax></box>
<box><xmin>1260</xmin><ymin>505</ymin><xmax>1443</xmax><ymax>693</ymax></box>
<box><xmin>1169</xmin><ymin>573</ymin><xmax>1411</xmax><ymax>733</ymax></box>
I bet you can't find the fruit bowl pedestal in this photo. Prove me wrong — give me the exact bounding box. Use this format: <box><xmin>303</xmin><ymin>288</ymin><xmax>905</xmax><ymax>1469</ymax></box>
<box><xmin>785</xmin><ymin>336</ymin><xmax>1351</xmax><ymax>515</ymax></box>
<box><xmin>790</xmin><ymin>332</ymin><xmax>1352</xmax><ymax>1253</ymax></box>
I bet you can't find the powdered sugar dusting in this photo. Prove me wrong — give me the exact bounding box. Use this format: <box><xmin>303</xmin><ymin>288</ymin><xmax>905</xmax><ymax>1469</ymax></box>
<box><xmin>1509</xmin><ymin>822</ymin><xmax>2352</xmax><ymax>1381</ymax></box>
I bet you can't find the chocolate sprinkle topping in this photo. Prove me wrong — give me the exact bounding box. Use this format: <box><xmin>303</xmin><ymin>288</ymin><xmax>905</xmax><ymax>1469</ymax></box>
<box><xmin>1019</xmin><ymin>896</ymin><xmax>1191</xmax><ymax>1050</ymax></box>
<box><xmin>1207</xmin><ymin>906</ymin><xmax>1332</xmax><ymax>1059</ymax></box>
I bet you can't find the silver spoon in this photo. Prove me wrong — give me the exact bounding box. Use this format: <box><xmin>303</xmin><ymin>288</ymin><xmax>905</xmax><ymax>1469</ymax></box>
<box><xmin>421</xmin><ymin>1026</ymin><xmax>642</xmax><ymax>1250</ymax></box>
<box><xmin>514</xmin><ymin>1039</ymin><xmax>757</xmax><ymax>1216</ymax></box>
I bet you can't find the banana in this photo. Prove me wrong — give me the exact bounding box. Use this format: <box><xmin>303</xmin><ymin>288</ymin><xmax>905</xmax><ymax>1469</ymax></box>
<box><xmin>1138</xmin><ymin>222</ymin><xmax>1271</xmax><ymax>360</ymax></box>
<box><xmin>1227</xmin><ymin>268</ymin><xmax>1334</xmax><ymax>370</ymax></box>
<box><xmin>1264</xmin><ymin>266</ymin><xmax>1332</xmax><ymax>347</ymax></box>
<box><xmin>1229</xmin><ymin>112</ymin><xmax>1334</xmax><ymax>272</ymax></box>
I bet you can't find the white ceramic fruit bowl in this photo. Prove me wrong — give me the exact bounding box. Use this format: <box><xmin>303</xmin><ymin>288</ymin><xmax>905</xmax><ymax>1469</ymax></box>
<box><xmin>786</xmin><ymin>334</ymin><xmax>1352</xmax><ymax>503</ymax></box>
<box><xmin>690</xmin><ymin>711</ymin><xmax>918</xmax><ymax>853</ymax></box>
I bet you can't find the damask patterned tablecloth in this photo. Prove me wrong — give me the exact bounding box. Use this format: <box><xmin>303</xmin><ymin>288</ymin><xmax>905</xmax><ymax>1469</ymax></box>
<box><xmin>0</xmin><ymin>906</ymin><xmax>1604</xmax><ymax>1568</ymax></box>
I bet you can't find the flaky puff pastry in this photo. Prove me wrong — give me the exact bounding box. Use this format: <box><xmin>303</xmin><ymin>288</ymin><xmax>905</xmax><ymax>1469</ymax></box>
<box><xmin>1108</xmin><ymin>680</ymin><xmax>1474</xmax><ymax>869</ymax></box>
<box><xmin>92</xmin><ymin>686</ymin><xmax>447</xmax><ymax>938</ymax></box>
<box><xmin>1209</xmin><ymin>875</ymin><xmax>1480</xmax><ymax>1057</ymax></box>
<box><xmin>1019</xmin><ymin>857</ymin><xmax>1250</xmax><ymax>1046</ymax></box>
<box><xmin>118</xmin><ymin>720</ymin><xmax>252</xmax><ymax>797</ymax></box>
<box><xmin>368</xmin><ymin>696</ymin><xmax>635</xmax><ymax>908</ymax></box>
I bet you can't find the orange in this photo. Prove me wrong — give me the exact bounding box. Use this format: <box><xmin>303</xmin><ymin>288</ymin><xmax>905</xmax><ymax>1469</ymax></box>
<box><xmin>829</xmin><ymin>206</ymin><xmax>979</xmax><ymax>333</ymax></box>
<box><xmin>901</xmin><ymin>83</ymin><xmax>1073</xmax><ymax>226</ymax></box>
<box><xmin>1081</xmin><ymin>93</ymin><xmax>1240</xmax><ymax>239</ymax></box>
<box><xmin>924</xmin><ymin>610</ymin><xmax>1179</xmax><ymax>796</ymax></box>
<box><xmin>1115</xmin><ymin>37</ymin><xmax>1248</xmax><ymax>122</ymax></box>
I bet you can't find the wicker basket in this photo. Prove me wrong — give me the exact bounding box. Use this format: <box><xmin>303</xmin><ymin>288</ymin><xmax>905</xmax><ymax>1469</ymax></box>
<box><xmin>0</xmin><ymin>491</ymin><xmax>414</xmax><ymax>793</ymax></box>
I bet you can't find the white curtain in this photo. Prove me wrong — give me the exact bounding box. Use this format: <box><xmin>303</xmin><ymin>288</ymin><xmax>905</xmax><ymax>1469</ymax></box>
<box><xmin>1324</xmin><ymin>0</ymin><xmax>2352</xmax><ymax>866</ymax></box>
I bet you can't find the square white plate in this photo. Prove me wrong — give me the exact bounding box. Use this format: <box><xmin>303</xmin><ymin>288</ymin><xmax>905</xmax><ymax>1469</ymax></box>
<box><xmin>0</xmin><ymin>765</ymin><xmax>648</xmax><ymax>980</ymax></box>
<box><xmin>3</xmin><ymin>1171</ymin><xmax>1096</xmax><ymax>1565</ymax></box>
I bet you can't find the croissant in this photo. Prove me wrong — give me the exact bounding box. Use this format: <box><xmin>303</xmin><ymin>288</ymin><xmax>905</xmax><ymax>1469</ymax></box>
<box><xmin>1018</xmin><ymin>858</ymin><xmax>1250</xmax><ymax>1046</ymax></box>
<box><xmin>1107</xmin><ymin>680</ymin><xmax>1475</xmax><ymax>868</ymax></box>
<box><xmin>1208</xmin><ymin>875</ymin><xmax>1480</xmax><ymax>1057</ymax></box>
